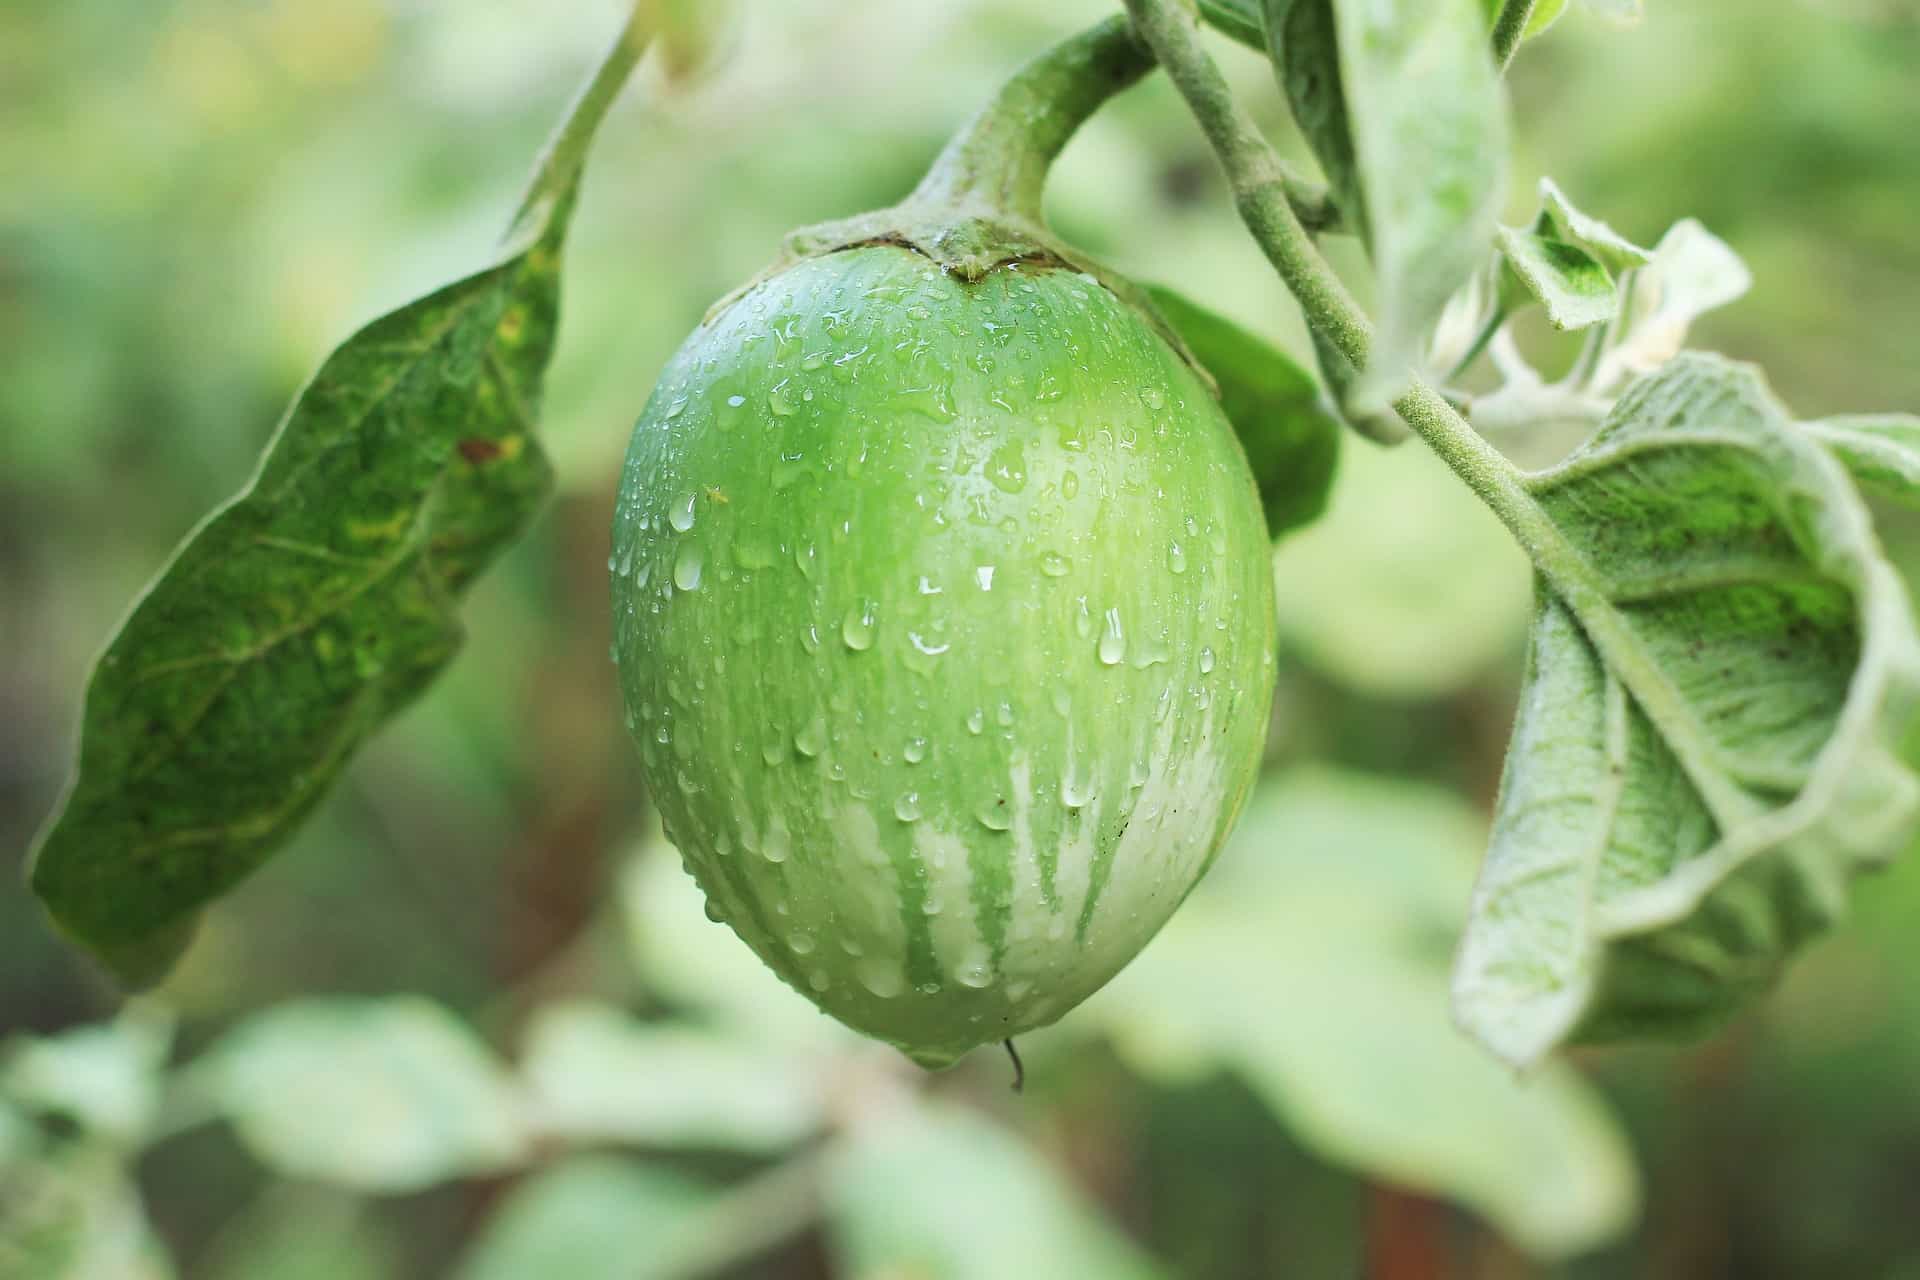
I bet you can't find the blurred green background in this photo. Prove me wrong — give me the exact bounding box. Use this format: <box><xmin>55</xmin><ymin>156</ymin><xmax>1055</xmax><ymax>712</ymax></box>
<box><xmin>5</xmin><ymin>1</ymin><xmax>1920</xmax><ymax>1276</ymax></box>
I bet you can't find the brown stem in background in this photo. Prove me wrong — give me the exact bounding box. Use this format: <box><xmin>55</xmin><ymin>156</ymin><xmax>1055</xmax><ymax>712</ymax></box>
<box><xmin>1366</xmin><ymin>1185</ymin><xmax>1451</xmax><ymax>1280</ymax></box>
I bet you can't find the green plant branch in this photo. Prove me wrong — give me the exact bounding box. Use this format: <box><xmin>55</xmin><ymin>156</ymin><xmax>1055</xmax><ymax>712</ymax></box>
<box><xmin>507</xmin><ymin>0</ymin><xmax>656</xmax><ymax>245</ymax></box>
<box><xmin>1121</xmin><ymin>0</ymin><xmax>1765</xmax><ymax>826</ymax></box>
<box><xmin>1490</xmin><ymin>0</ymin><xmax>1540</xmax><ymax>71</ymax></box>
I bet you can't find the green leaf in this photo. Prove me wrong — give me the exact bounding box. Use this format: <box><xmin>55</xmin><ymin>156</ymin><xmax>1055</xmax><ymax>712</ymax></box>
<box><xmin>1146</xmin><ymin>286</ymin><xmax>1341</xmax><ymax>537</ymax></box>
<box><xmin>1535</xmin><ymin>178</ymin><xmax>1651</xmax><ymax>276</ymax></box>
<box><xmin>456</xmin><ymin>1157</ymin><xmax>713</xmax><ymax>1280</ymax></box>
<box><xmin>2</xmin><ymin>1009</ymin><xmax>171</xmax><ymax>1143</ymax></box>
<box><xmin>1804</xmin><ymin>415</ymin><xmax>1920</xmax><ymax>509</ymax></box>
<box><xmin>828</xmin><ymin>1104</ymin><xmax>1167</xmax><ymax>1280</ymax></box>
<box><xmin>1453</xmin><ymin>354</ymin><xmax>1920</xmax><ymax>1068</ymax></box>
<box><xmin>192</xmin><ymin>996</ymin><xmax>526</xmax><ymax>1192</ymax></box>
<box><xmin>1496</xmin><ymin>228</ymin><xmax>1617</xmax><ymax>331</ymax></box>
<box><xmin>1093</xmin><ymin>768</ymin><xmax>1638</xmax><ymax>1260</ymax></box>
<box><xmin>26</xmin><ymin>11</ymin><xmax>652</xmax><ymax>987</ymax></box>
<box><xmin>1262</xmin><ymin>0</ymin><xmax>1362</xmax><ymax>237</ymax></box>
<box><xmin>520</xmin><ymin>1001</ymin><xmax>825</xmax><ymax>1153</ymax></box>
<box><xmin>1267</xmin><ymin>0</ymin><xmax>1508</xmax><ymax>408</ymax></box>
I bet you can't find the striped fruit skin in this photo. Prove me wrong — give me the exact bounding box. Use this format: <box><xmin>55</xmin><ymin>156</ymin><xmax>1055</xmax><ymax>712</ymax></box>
<box><xmin>612</xmin><ymin>246</ymin><xmax>1276</xmax><ymax>1067</ymax></box>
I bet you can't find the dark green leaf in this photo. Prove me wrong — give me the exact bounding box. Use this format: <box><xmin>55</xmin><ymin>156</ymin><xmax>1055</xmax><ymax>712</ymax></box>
<box><xmin>1454</xmin><ymin>354</ymin><xmax>1920</xmax><ymax>1067</ymax></box>
<box><xmin>1804</xmin><ymin>415</ymin><xmax>1920</xmax><ymax>509</ymax></box>
<box><xmin>27</xmin><ymin>16</ymin><xmax>649</xmax><ymax>986</ymax></box>
<box><xmin>1262</xmin><ymin>0</ymin><xmax>1363</xmax><ymax>239</ymax></box>
<box><xmin>1147</xmin><ymin>286</ymin><xmax>1341</xmax><ymax>537</ymax></box>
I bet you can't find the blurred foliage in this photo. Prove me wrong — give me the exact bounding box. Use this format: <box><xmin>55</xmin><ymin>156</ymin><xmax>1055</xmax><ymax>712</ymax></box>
<box><xmin>5</xmin><ymin>0</ymin><xmax>1920</xmax><ymax>1277</ymax></box>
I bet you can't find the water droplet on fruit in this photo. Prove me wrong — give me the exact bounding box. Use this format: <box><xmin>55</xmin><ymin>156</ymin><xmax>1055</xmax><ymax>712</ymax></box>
<box><xmin>669</xmin><ymin>492</ymin><xmax>697</xmax><ymax>532</ymax></box>
<box><xmin>987</xmin><ymin>442</ymin><xmax>1028</xmax><ymax>493</ymax></box>
<box><xmin>768</xmin><ymin>379</ymin><xmax>796</xmax><ymax>416</ymax></box>
<box><xmin>1200</xmin><ymin>646</ymin><xmax>1216</xmax><ymax>674</ymax></box>
<box><xmin>789</xmin><ymin>931</ymin><xmax>816</xmax><ymax>955</ymax></box>
<box><xmin>1098</xmin><ymin>608</ymin><xmax>1126</xmax><ymax>665</ymax></box>
<box><xmin>966</xmin><ymin>708</ymin><xmax>986</xmax><ymax>734</ymax></box>
<box><xmin>1141</xmin><ymin>385</ymin><xmax>1167</xmax><ymax>410</ymax></box>
<box><xmin>842</xmin><ymin>601</ymin><xmax>876</xmax><ymax>650</ymax></box>
<box><xmin>904</xmin><ymin>736</ymin><xmax>928</xmax><ymax>764</ymax></box>
<box><xmin>1167</xmin><ymin>541</ymin><xmax>1187</xmax><ymax>574</ymax></box>
<box><xmin>794</xmin><ymin>716</ymin><xmax>827</xmax><ymax>758</ymax></box>
<box><xmin>800</xmin><ymin>623</ymin><xmax>821</xmax><ymax>654</ymax></box>
<box><xmin>1062</xmin><ymin>470</ymin><xmax>1080</xmax><ymax>499</ymax></box>
<box><xmin>976</xmin><ymin>800</ymin><xmax>1012</xmax><ymax>831</ymax></box>
<box><xmin>809</xmin><ymin>970</ymin><xmax>831</xmax><ymax>992</ymax></box>
<box><xmin>857</xmin><ymin>957</ymin><xmax>907</xmax><ymax>998</ymax></box>
<box><xmin>894</xmin><ymin>791</ymin><xmax>922</xmax><ymax>822</ymax></box>
<box><xmin>672</xmin><ymin>544</ymin><xmax>703</xmax><ymax>591</ymax></box>
<box><xmin>763</xmin><ymin>822</ymin><xmax>792</xmax><ymax>863</ymax></box>
<box><xmin>1040</xmin><ymin>551</ymin><xmax>1070</xmax><ymax>577</ymax></box>
<box><xmin>975</xmin><ymin>565</ymin><xmax>995</xmax><ymax>591</ymax></box>
<box><xmin>954</xmin><ymin>948</ymin><xmax>994</xmax><ymax>988</ymax></box>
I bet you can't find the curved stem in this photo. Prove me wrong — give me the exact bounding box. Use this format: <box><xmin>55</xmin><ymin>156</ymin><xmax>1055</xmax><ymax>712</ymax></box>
<box><xmin>1490</xmin><ymin>0</ymin><xmax>1540</xmax><ymax>71</ymax></box>
<box><xmin>508</xmin><ymin>0</ymin><xmax>655</xmax><ymax>244</ymax></box>
<box><xmin>911</xmin><ymin>16</ymin><xmax>1153</xmax><ymax>223</ymax></box>
<box><xmin>912</xmin><ymin>14</ymin><xmax>1339</xmax><ymax>231</ymax></box>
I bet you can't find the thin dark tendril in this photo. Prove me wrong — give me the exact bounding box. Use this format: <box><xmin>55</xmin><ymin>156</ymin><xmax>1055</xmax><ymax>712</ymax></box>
<box><xmin>1004</xmin><ymin>1037</ymin><xmax>1025</xmax><ymax>1093</ymax></box>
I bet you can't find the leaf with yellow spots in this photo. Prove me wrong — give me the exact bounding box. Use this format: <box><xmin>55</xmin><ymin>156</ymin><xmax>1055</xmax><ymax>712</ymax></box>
<box><xmin>28</xmin><ymin>8</ymin><xmax>655</xmax><ymax>986</ymax></box>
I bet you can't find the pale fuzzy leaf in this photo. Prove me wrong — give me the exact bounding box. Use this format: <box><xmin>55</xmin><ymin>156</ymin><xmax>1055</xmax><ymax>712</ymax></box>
<box><xmin>1496</xmin><ymin>227</ymin><xmax>1618</xmax><ymax>331</ymax></box>
<box><xmin>2</xmin><ymin>1009</ymin><xmax>171</xmax><ymax>1142</ymax></box>
<box><xmin>520</xmin><ymin>1001</ymin><xmax>826</xmax><ymax>1152</ymax></box>
<box><xmin>828</xmin><ymin>1104</ymin><xmax>1166</xmax><ymax>1280</ymax></box>
<box><xmin>194</xmin><ymin>997</ymin><xmax>525</xmax><ymax>1192</ymax></box>
<box><xmin>1803</xmin><ymin>415</ymin><xmax>1920</xmax><ymax>508</ymax></box>
<box><xmin>1338</xmin><ymin>0</ymin><xmax>1509</xmax><ymax>407</ymax></box>
<box><xmin>1094</xmin><ymin>770</ymin><xmax>1639</xmax><ymax>1260</ymax></box>
<box><xmin>1536</xmin><ymin>178</ymin><xmax>1651</xmax><ymax>275</ymax></box>
<box><xmin>456</xmin><ymin>1157</ymin><xmax>713</xmax><ymax>1280</ymax></box>
<box><xmin>1454</xmin><ymin>354</ymin><xmax>1920</xmax><ymax>1068</ymax></box>
<box><xmin>1595</xmin><ymin>220</ymin><xmax>1750</xmax><ymax>388</ymax></box>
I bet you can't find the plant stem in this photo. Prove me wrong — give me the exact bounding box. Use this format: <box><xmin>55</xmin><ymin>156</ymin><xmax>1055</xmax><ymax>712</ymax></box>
<box><xmin>1123</xmin><ymin>0</ymin><xmax>1759</xmax><ymax>823</ymax></box>
<box><xmin>508</xmin><ymin>0</ymin><xmax>655</xmax><ymax>244</ymax></box>
<box><xmin>1490</xmin><ymin>0</ymin><xmax>1540</xmax><ymax>71</ymax></box>
<box><xmin>912</xmin><ymin>14</ymin><xmax>1339</xmax><ymax>231</ymax></box>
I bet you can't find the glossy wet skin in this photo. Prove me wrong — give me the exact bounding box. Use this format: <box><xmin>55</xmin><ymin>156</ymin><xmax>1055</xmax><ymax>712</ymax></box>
<box><xmin>613</xmin><ymin>246</ymin><xmax>1276</xmax><ymax>1066</ymax></box>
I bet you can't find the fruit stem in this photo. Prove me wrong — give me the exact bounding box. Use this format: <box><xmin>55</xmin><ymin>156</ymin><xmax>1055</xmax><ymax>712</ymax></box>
<box><xmin>912</xmin><ymin>15</ymin><xmax>1336</xmax><ymax>231</ymax></box>
<box><xmin>909</xmin><ymin>17</ymin><xmax>1152</xmax><ymax>225</ymax></box>
<box><xmin>506</xmin><ymin>0</ymin><xmax>655</xmax><ymax>247</ymax></box>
